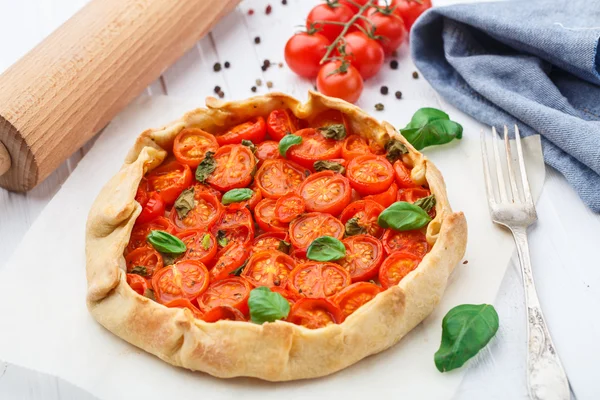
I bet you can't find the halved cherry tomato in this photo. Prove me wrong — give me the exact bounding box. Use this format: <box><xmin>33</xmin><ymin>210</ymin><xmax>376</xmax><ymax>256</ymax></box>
<box><xmin>288</xmin><ymin>262</ymin><xmax>351</xmax><ymax>298</ymax></box>
<box><xmin>227</xmin><ymin>183</ymin><xmax>263</xmax><ymax>212</ymax></box>
<box><xmin>351</xmin><ymin>188</ymin><xmax>362</xmax><ymax>202</ymax></box>
<box><xmin>125</xmin><ymin>246</ymin><xmax>164</xmax><ymax>279</ymax></box>
<box><xmin>201</xmin><ymin>305</ymin><xmax>246</xmax><ymax>322</ymax></box>
<box><xmin>254</xmin><ymin>199</ymin><xmax>289</xmax><ymax>233</ymax></box>
<box><xmin>339</xmin><ymin>200</ymin><xmax>385</xmax><ymax>238</ymax></box>
<box><xmin>127</xmin><ymin>217</ymin><xmax>176</xmax><ymax>254</ymax></box>
<box><xmin>211</xmin><ymin>206</ymin><xmax>255</xmax><ymax>246</ymax></box>
<box><xmin>136</xmin><ymin>192</ymin><xmax>166</xmax><ymax>225</ymax></box>
<box><xmin>364</xmin><ymin>182</ymin><xmax>398</xmax><ymax>208</ymax></box>
<box><xmin>338</xmin><ymin>234</ymin><xmax>384</xmax><ymax>282</ymax></box>
<box><xmin>126</xmin><ymin>273</ymin><xmax>148</xmax><ymax>296</ymax></box>
<box><xmin>289</xmin><ymin>212</ymin><xmax>345</xmax><ymax>249</ymax></box>
<box><xmin>308</xmin><ymin>110</ymin><xmax>352</xmax><ymax>135</ymax></box>
<box><xmin>275</xmin><ymin>193</ymin><xmax>306</xmax><ymax>223</ymax></box>
<box><xmin>173</xmin><ymin>128</ymin><xmax>219</xmax><ymax>168</ymax></box>
<box><xmin>152</xmin><ymin>260</ymin><xmax>210</xmax><ymax>304</ymax></box>
<box><xmin>382</xmin><ymin>229</ymin><xmax>428</xmax><ymax>258</ymax></box>
<box><xmin>251</xmin><ymin>232</ymin><xmax>290</xmax><ymax>254</ymax></box>
<box><xmin>255</xmin><ymin>159</ymin><xmax>308</xmax><ymax>199</ymax></box>
<box><xmin>197</xmin><ymin>276</ymin><xmax>252</xmax><ymax>314</ymax></box>
<box><xmin>393</xmin><ymin>160</ymin><xmax>417</xmax><ymax>188</ymax></box>
<box><xmin>359</xmin><ymin>7</ymin><xmax>407</xmax><ymax>55</ymax></box>
<box><xmin>209</xmin><ymin>242</ymin><xmax>250</xmax><ymax>281</ymax></box>
<box><xmin>287</xmin><ymin>298</ymin><xmax>344</xmax><ymax>329</ymax></box>
<box><xmin>163</xmin><ymin>298</ymin><xmax>203</xmax><ymax>319</ymax></box>
<box><xmin>241</xmin><ymin>251</ymin><xmax>296</xmax><ymax>288</ymax></box>
<box><xmin>207</xmin><ymin>144</ymin><xmax>256</xmax><ymax>192</ymax></box>
<box><xmin>287</xmin><ymin>128</ymin><xmax>344</xmax><ymax>170</ymax></box>
<box><xmin>316</xmin><ymin>61</ymin><xmax>364</xmax><ymax>104</ymax></box>
<box><xmin>306</xmin><ymin>2</ymin><xmax>354</xmax><ymax>42</ymax></box>
<box><xmin>147</xmin><ymin>161</ymin><xmax>193</xmax><ymax>205</ymax></box>
<box><xmin>255</xmin><ymin>140</ymin><xmax>281</xmax><ymax>166</ymax></box>
<box><xmin>347</xmin><ymin>154</ymin><xmax>394</xmax><ymax>195</ymax></box>
<box><xmin>285</xmin><ymin>32</ymin><xmax>330</xmax><ymax>79</ymax></box>
<box><xmin>392</xmin><ymin>0</ymin><xmax>432</xmax><ymax>30</ymax></box>
<box><xmin>337</xmin><ymin>31</ymin><xmax>384</xmax><ymax>80</ymax></box>
<box><xmin>341</xmin><ymin>135</ymin><xmax>372</xmax><ymax>161</ymax></box>
<box><xmin>170</xmin><ymin>192</ymin><xmax>222</xmax><ymax>231</ymax></box>
<box><xmin>215</xmin><ymin>117</ymin><xmax>267</xmax><ymax>146</ymax></box>
<box><xmin>270</xmin><ymin>286</ymin><xmax>301</xmax><ymax>306</ymax></box>
<box><xmin>397</xmin><ymin>187</ymin><xmax>431</xmax><ymax>203</ymax></box>
<box><xmin>290</xmin><ymin>248</ymin><xmax>309</xmax><ymax>264</ymax></box>
<box><xmin>379</xmin><ymin>251</ymin><xmax>421</xmax><ymax>289</ymax></box>
<box><xmin>266</xmin><ymin>109</ymin><xmax>299</xmax><ymax>141</ymax></box>
<box><xmin>297</xmin><ymin>171</ymin><xmax>352</xmax><ymax>215</ymax></box>
<box><xmin>135</xmin><ymin>177</ymin><xmax>151</xmax><ymax>206</ymax></box>
<box><xmin>193</xmin><ymin>183</ymin><xmax>222</xmax><ymax>200</ymax></box>
<box><xmin>333</xmin><ymin>282</ymin><xmax>382</xmax><ymax>318</ymax></box>
<box><xmin>176</xmin><ymin>230</ymin><xmax>217</xmax><ymax>265</ymax></box>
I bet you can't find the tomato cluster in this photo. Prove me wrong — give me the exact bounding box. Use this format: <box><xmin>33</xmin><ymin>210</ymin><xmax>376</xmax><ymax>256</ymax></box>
<box><xmin>284</xmin><ymin>0</ymin><xmax>432</xmax><ymax>103</ymax></box>
<box><xmin>125</xmin><ymin>107</ymin><xmax>433</xmax><ymax>329</ymax></box>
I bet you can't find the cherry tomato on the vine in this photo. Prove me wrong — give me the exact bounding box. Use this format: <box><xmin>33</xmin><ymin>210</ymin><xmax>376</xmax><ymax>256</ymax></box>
<box><xmin>284</xmin><ymin>32</ymin><xmax>330</xmax><ymax>79</ymax></box>
<box><xmin>360</xmin><ymin>7</ymin><xmax>407</xmax><ymax>55</ymax></box>
<box><xmin>392</xmin><ymin>0</ymin><xmax>433</xmax><ymax>31</ymax></box>
<box><xmin>317</xmin><ymin>61</ymin><xmax>364</xmax><ymax>104</ymax></box>
<box><xmin>306</xmin><ymin>2</ymin><xmax>354</xmax><ymax>42</ymax></box>
<box><xmin>337</xmin><ymin>31</ymin><xmax>384</xmax><ymax>80</ymax></box>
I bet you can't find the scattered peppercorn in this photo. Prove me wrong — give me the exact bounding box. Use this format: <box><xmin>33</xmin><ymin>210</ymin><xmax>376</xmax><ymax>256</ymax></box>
<box><xmin>380</xmin><ymin>86</ymin><xmax>389</xmax><ymax>95</ymax></box>
<box><xmin>278</xmin><ymin>62</ymin><xmax>284</xmax><ymax>68</ymax></box>
<box><xmin>390</xmin><ymin>60</ymin><xmax>398</xmax><ymax>70</ymax></box>
<box><xmin>261</xmin><ymin>65</ymin><xmax>267</xmax><ymax>71</ymax></box>
<box><xmin>256</xmin><ymin>79</ymin><xmax>262</xmax><ymax>86</ymax></box>
<box><xmin>412</xmin><ymin>71</ymin><xmax>419</xmax><ymax>79</ymax></box>
<box><xmin>463</xmin><ymin>260</ymin><xmax>469</xmax><ymax>264</ymax></box>
<box><xmin>266</xmin><ymin>5</ymin><xmax>272</xmax><ymax>14</ymax></box>
<box><xmin>213</xmin><ymin>62</ymin><xmax>222</xmax><ymax>72</ymax></box>
<box><xmin>251</xmin><ymin>86</ymin><xmax>257</xmax><ymax>92</ymax></box>
<box><xmin>282</xmin><ymin>0</ymin><xmax>287</xmax><ymax>4</ymax></box>
<box><xmin>375</xmin><ymin>103</ymin><xmax>384</xmax><ymax>111</ymax></box>
<box><xmin>248</xmin><ymin>9</ymin><xmax>254</xmax><ymax>15</ymax></box>
<box><xmin>254</xmin><ymin>36</ymin><xmax>261</xmax><ymax>44</ymax></box>
<box><xmin>266</xmin><ymin>81</ymin><xmax>273</xmax><ymax>89</ymax></box>
<box><xmin>263</xmin><ymin>59</ymin><xmax>271</xmax><ymax>68</ymax></box>
<box><xmin>224</xmin><ymin>61</ymin><xmax>231</xmax><ymax>69</ymax></box>
<box><xmin>395</xmin><ymin>91</ymin><xmax>402</xmax><ymax>99</ymax></box>
<box><xmin>213</xmin><ymin>85</ymin><xmax>221</xmax><ymax>94</ymax></box>
<box><xmin>217</xmin><ymin>90</ymin><xmax>225</xmax><ymax>98</ymax></box>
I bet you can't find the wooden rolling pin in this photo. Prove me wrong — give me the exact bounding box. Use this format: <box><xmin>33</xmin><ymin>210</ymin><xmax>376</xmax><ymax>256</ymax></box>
<box><xmin>0</xmin><ymin>0</ymin><xmax>239</xmax><ymax>192</ymax></box>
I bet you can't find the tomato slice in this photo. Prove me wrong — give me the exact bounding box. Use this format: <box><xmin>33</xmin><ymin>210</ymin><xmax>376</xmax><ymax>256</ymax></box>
<box><xmin>241</xmin><ymin>251</ymin><xmax>296</xmax><ymax>288</ymax></box>
<box><xmin>207</xmin><ymin>144</ymin><xmax>256</xmax><ymax>192</ymax></box>
<box><xmin>287</xmin><ymin>128</ymin><xmax>343</xmax><ymax>170</ymax></box>
<box><xmin>193</xmin><ymin>183</ymin><xmax>223</xmax><ymax>200</ymax></box>
<box><xmin>341</xmin><ymin>135</ymin><xmax>372</xmax><ymax>161</ymax></box>
<box><xmin>275</xmin><ymin>193</ymin><xmax>306</xmax><ymax>223</ymax></box>
<box><xmin>382</xmin><ymin>229</ymin><xmax>428</xmax><ymax>258</ymax></box>
<box><xmin>287</xmin><ymin>298</ymin><xmax>344</xmax><ymax>329</ymax></box>
<box><xmin>210</xmin><ymin>206</ymin><xmax>255</xmax><ymax>246</ymax></box>
<box><xmin>397</xmin><ymin>187</ymin><xmax>435</xmax><ymax>218</ymax></box>
<box><xmin>147</xmin><ymin>161</ymin><xmax>193</xmax><ymax>205</ymax></box>
<box><xmin>333</xmin><ymin>282</ymin><xmax>382</xmax><ymax>318</ymax></box>
<box><xmin>163</xmin><ymin>298</ymin><xmax>203</xmax><ymax>319</ymax></box>
<box><xmin>308</xmin><ymin>110</ymin><xmax>352</xmax><ymax>136</ymax></box>
<box><xmin>339</xmin><ymin>200</ymin><xmax>385</xmax><ymax>238</ymax></box>
<box><xmin>227</xmin><ymin>183</ymin><xmax>262</xmax><ymax>212</ymax></box>
<box><xmin>127</xmin><ymin>217</ymin><xmax>176</xmax><ymax>254</ymax></box>
<box><xmin>135</xmin><ymin>177</ymin><xmax>151</xmax><ymax>207</ymax></box>
<box><xmin>201</xmin><ymin>305</ymin><xmax>246</xmax><ymax>322</ymax></box>
<box><xmin>255</xmin><ymin>159</ymin><xmax>308</xmax><ymax>199</ymax></box>
<box><xmin>176</xmin><ymin>230</ymin><xmax>217</xmax><ymax>264</ymax></box>
<box><xmin>338</xmin><ymin>234</ymin><xmax>384</xmax><ymax>282</ymax></box>
<box><xmin>209</xmin><ymin>242</ymin><xmax>250</xmax><ymax>281</ymax></box>
<box><xmin>173</xmin><ymin>128</ymin><xmax>219</xmax><ymax>168</ymax></box>
<box><xmin>126</xmin><ymin>273</ymin><xmax>149</xmax><ymax>296</ymax></box>
<box><xmin>266</xmin><ymin>109</ymin><xmax>299</xmax><ymax>141</ymax></box>
<box><xmin>136</xmin><ymin>192</ymin><xmax>165</xmax><ymax>225</ymax></box>
<box><xmin>124</xmin><ymin>246</ymin><xmax>164</xmax><ymax>279</ymax></box>
<box><xmin>289</xmin><ymin>212</ymin><xmax>344</xmax><ymax>249</ymax></box>
<box><xmin>297</xmin><ymin>170</ymin><xmax>352</xmax><ymax>215</ymax></box>
<box><xmin>379</xmin><ymin>251</ymin><xmax>421</xmax><ymax>289</ymax></box>
<box><xmin>290</xmin><ymin>248</ymin><xmax>309</xmax><ymax>264</ymax></box>
<box><xmin>364</xmin><ymin>182</ymin><xmax>398</xmax><ymax>208</ymax></box>
<box><xmin>254</xmin><ymin>199</ymin><xmax>289</xmax><ymax>233</ymax></box>
<box><xmin>347</xmin><ymin>154</ymin><xmax>394</xmax><ymax>195</ymax></box>
<box><xmin>393</xmin><ymin>160</ymin><xmax>418</xmax><ymax>188</ymax></box>
<box><xmin>170</xmin><ymin>192</ymin><xmax>222</xmax><ymax>231</ymax></box>
<box><xmin>215</xmin><ymin>117</ymin><xmax>267</xmax><ymax>146</ymax></box>
<box><xmin>198</xmin><ymin>276</ymin><xmax>252</xmax><ymax>315</ymax></box>
<box><xmin>151</xmin><ymin>260</ymin><xmax>210</xmax><ymax>304</ymax></box>
<box><xmin>288</xmin><ymin>262</ymin><xmax>351</xmax><ymax>298</ymax></box>
<box><xmin>251</xmin><ymin>232</ymin><xmax>290</xmax><ymax>254</ymax></box>
<box><xmin>255</xmin><ymin>140</ymin><xmax>281</xmax><ymax>166</ymax></box>
<box><xmin>271</xmin><ymin>286</ymin><xmax>301</xmax><ymax>305</ymax></box>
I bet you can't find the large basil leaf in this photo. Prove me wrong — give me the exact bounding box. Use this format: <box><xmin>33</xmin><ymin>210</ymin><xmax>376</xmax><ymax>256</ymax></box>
<box><xmin>404</xmin><ymin>108</ymin><xmax>449</xmax><ymax>129</ymax></box>
<box><xmin>195</xmin><ymin>151</ymin><xmax>216</xmax><ymax>183</ymax></box>
<box><xmin>279</xmin><ymin>134</ymin><xmax>302</xmax><ymax>158</ymax></box>
<box><xmin>306</xmin><ymin>236</ymin><xmax>346</xmax><ymax>261</ymax></box>
<box><xmin>147</xmin><ymin>230</ymin><xmax>186</xmax><ymax>255</ymax></box>
<box><xmin>222</xmin><ymin>188</ymin><xmax>254</xmax><ymax>205</ymax></box>
<box><xmin>400</xmin><ymin>108</ymin><xmax>463</xmax><ymax>150</ymax></box>
<box><xmin>248</xmin><ymin>287</ymin><xmax>290</xmax><ymax>324</ymax></box>
<box><xmin>435</xmin><ymin>304</ymin><xmax>499</xmax><ymax>372</ymax></box>
<box><xmin>174</xmin><ymin>188</ymin><xmax>195</xmax><ymax>219</ymax></box>
<box><xmin>377</xmin><ymin>201</ymin><xmax>431</xmax><ymax>231</ymax></box>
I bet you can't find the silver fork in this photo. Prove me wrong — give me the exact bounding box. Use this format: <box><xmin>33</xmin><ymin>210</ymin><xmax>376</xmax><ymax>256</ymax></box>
<box><xmin>481</xmin><ymin>125</ymin><xmax>570</xmax><ymax>400</ymax></box>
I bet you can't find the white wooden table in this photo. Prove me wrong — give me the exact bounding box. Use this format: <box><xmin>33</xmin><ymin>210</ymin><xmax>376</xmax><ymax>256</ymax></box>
<box><xmin>1</xmin><ymin>1</ymin><xmax>599</xmax><ymax>399</ymax></box>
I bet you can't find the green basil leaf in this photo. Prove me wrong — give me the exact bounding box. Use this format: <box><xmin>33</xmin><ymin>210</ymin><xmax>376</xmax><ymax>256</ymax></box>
<box><xmin>385</xmin><ymin>138</ymin><xmax>409</xmax><ymax>163</ymax></box>
<box><xmin>216</xmin><ymin>230</ymin><xmax>229</xmax><ymax>247</ymax></box>
<box><xmin>435</xmin><ymin>304</ymin><xmax>499</xmax><ymax>372</ymax></box>
<box><xmin>248</xmin><ymin>286</ymin><xmax>290</xmax><ymax>324</ymax></box>
<box><xmin>174</xmin><ymin>187</ymin><xmax>195</xmax><ymax>220</ymax></box>
<box><xmin>306</xmin><ymin>236</ymin><xmax>346</xmax><ymax>261</ymax></box>
<box><xmin>317</xmin><ymin>124</ymin><xmax>346</xmax><ymax>140</ymax></box>
<box><xmin>377</xmin><ymin>201</ymin><xmax>431</xmax><ymax>231</ymax></box>
<box><xmin>222</xmin><ymin>188</ymin><xmax>254</xmax><ymax>205</ymax></box>
<box><xmin>229</xmin><ymin>260</ymin><xmax>248</xmax><ymax>276</ymax></box>
<box><xmin>147</xmin><ymin>230</ymin><xmax>186</xmax><ymax>255</ymax></box>
<box><xmin>401</xmin><ymin>120</ymin><xmax>463</xmax><ymax>151</ymax></box>
<box><xmin>277</xmin><ymin>240</ymin><xmax>291</xmax><ymax>254</ymax></box>
<box><xmin>344</xmin><ymin>217</ymin><xmax>367</xmax><ymax>237</ymax></box>
<box><xmin>314</xmin><ymin>160</ymin><xmax>346</xmax><ymax>174</ymax></box>
<box><xmin>404</xmin><ymin>108</ymin><xmax>449</xmax><ymax>129</ymax></box>
<box><xmin>241</xmin><ymin>139</ymin><xmax>257</xmax><ymax>153</ymax></box>
<box><xmin>201</xmin><ymin>233</ymin><xmax>211</xmax><ymax>251</ymax></box>
<box><xmin>414</xmin><ymin>194</ymin><xmax>436</xmax><ymax>213</ymax></box>
<box><xmin>130</xmin><ymin>265</ymin><xmax>149</xmax><ymax>277</ymax></box>
<box><xmin>195</xmin><ymin>151</ymin><xmax>216</xmax><ymax>183</ymax></box>
<box><xmin>279</xmin><ymin>134</ymin><xmax>302</xmax><ymax>158</ymax></box>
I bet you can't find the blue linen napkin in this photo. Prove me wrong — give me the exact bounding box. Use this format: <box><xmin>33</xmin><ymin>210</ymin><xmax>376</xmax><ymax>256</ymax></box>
<box><xmin>410</xmin><ymin>0</ymin><xmax>600</xmax><ymax>212</ymax></box>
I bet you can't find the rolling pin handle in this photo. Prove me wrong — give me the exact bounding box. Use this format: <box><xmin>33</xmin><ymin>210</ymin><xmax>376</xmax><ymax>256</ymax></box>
<box><xmin>0</xmin><ymin>142</ymin><xmax>11</xmax><ymax>176</ymax></box>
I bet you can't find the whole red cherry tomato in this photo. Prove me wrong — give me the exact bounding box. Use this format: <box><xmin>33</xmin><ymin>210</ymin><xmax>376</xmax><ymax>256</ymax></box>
<box><xmin>284</xmin><ymin>32</ymin><xmax>330</xmax><ymax>78</ymax></box>
<box><xmin>340</xmin><ymin>0</ymin><xmax>370</xmax><ymax>12</ymax></box>
<box><xmin>306</xmin><ymin>2</ymin><xmax>354</xmax><ymax>42</ymax></box>
<box><xmin>317</xmin><ymin>61</ymin><xmax>363</xmax><ymax>104</ymax></box>
<box><xmin>337</xmin><ymin>32</ymin><xmax>384</xmax><ymax>80</ymax></box>
<box><xmin>360</xmin><ymin>7</ymin><xmax>407</xmax><ymax>55</ymax></box>
<box><xmin>392</xmin><ymin>0</ymin><xmax>433</xmax><ymax>30</ymax></box>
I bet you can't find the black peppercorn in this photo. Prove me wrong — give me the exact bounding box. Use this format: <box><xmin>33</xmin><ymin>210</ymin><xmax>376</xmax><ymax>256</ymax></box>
<box><xmin>380</xmin><ymin>86</ymin><xmax>389</xmax><ymax>95</ymax></box>
<box><xmin>395</xmin><ymin>91</ymin><xmax>402</xmax><ymax>99</ymax></box>
<box><xmin>217</xmin><ymin>91</ymin><xmax>225</xmax><ymax>98</ymax></box>
<box><xmin>390</xmin><ymin>60</ymin><xmax>398</xmax><ymax>70</ymax></box>
<box><xmin>224</xmin><ymin>61</ymin><xmax>230</xmax><ymax>68</ymax></box>
<box><xmin>375</xmin><ymin>103</ymin><xmax>384</xmax><ymax>111</ymax></box>
<box><xmin>213</xmin><ymin>85</ymin><xmax>221</xmax><ymax>94</ymax></box>
<box><xmin>282</xmin><ymin>0</ymin><xmax>287</xmax><ymax>4</ymax></box>
<box><xmin>251</xmin><ymin>86</ymin><xmax>257</xmax><ymax>92</ymax></box>
<box><xmin>254</xmin><ymin>36</ymin><xmax>261</xmax><ymax>44</ymax></box>
<box><xmin>412</xmin><ymin>71</ymin><xmax>419</xmax><ymax>79</ymax></box>
<box><xmin>213</xmin><ymin>63</ymin><xmax>222</xmax><ymax>72</ymax></box>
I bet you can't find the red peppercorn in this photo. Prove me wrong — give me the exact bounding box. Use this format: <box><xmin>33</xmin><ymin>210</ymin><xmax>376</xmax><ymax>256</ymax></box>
<box><xmin>266</xmin><ymin>5</ymin><xmax>272</xmax><ymax>15</ymax></box>
<box><xmin>248</xmin><ymin>9</ymin><xmax>254</xmax><ymax>15</ymax></box>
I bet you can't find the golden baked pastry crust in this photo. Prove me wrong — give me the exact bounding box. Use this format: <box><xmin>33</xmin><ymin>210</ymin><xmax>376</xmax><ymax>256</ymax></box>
<box><xmin>85</xmin><ymin>91</ymin><xmax>467</xmax><ymax>381</ymax></box>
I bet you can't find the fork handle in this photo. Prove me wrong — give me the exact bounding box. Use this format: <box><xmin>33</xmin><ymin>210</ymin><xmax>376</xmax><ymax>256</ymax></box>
<box><xmin>512</xmin><ymin>228</ymin><xmax>570</xmax><ymax>400</ymax></box>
